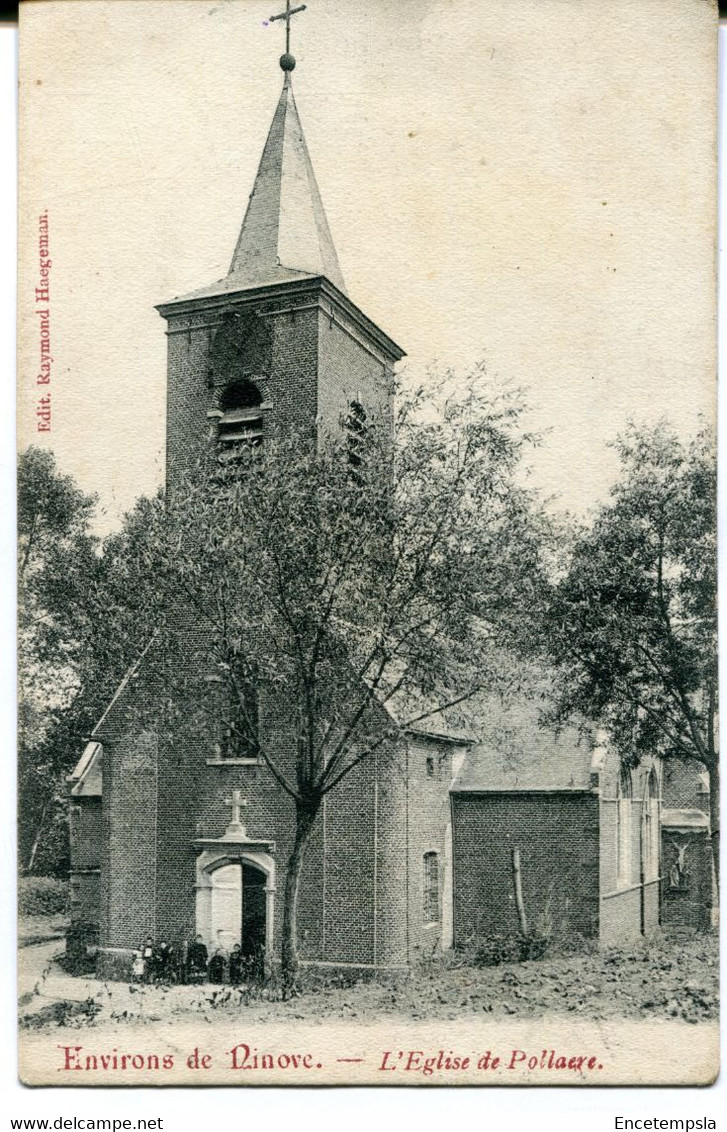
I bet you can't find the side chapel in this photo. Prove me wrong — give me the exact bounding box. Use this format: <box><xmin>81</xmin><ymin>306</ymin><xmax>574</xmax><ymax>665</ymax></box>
<box><xmin>68</xmin><ymin>18</ymin><xmax>706</xmax><ymax>977</ymax></box>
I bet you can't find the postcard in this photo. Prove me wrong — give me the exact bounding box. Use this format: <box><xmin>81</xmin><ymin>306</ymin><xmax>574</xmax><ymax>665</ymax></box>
<box><xmin>17</xmin><ymin>0</ymin><xmax>718</xmax><ymax>1086</ymax></box>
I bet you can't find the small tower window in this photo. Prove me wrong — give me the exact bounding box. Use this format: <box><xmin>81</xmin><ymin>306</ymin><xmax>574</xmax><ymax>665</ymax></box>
<box><xmin>423</xmin><ymin>852</ymin><xmax>440</xmax><ymax>924</ymax></box>
<box><xmin>217</xmin><ymin>380</ymin><xmax>263</xmax><ymax>457</ymax></box>
<box><xmin>425</xmin><ymin>752</ymin><xmax>449</xmax><ymax>780</ymax></box>
<box><xmin>345</xmin><ymin>400</ymin><xmax>368</xmax><ymax>468</ymax></box>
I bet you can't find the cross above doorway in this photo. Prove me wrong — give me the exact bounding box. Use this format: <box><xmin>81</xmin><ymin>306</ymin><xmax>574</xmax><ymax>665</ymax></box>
<box><xmin>224</xmin><ymin>789</ymin><xmax>248</xmax><ymax>836</ymax></box>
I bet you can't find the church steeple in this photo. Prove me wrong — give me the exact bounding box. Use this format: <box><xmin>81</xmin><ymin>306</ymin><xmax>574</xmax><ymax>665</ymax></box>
<box><xmin>158</xmin><ymin>11</ymin><xmax>404</xmax><ymax>493</ymax></box>
<box><xmin>228</xmin><ymin>69</ymin><xmax>347</xmax><ymax>294</ymax></box>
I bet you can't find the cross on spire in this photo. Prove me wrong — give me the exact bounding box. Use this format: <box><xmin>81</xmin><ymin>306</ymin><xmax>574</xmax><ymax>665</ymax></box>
<box><xmin>269</xmin><ymin>1</ymin><xmax>307</xmax><ymax>61</ymax></box>
<box><xmin>224</xmin><ymin>789</ymin><xmax>248</xmax><ymax>835</ymax></box>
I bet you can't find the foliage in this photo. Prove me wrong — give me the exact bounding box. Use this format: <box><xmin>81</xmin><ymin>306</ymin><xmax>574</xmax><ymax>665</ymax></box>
<box><xmin>18</xmin><ymin>447</ymin><xmax>165</xmax><ymax>874</ymax></box>
<box><xmin>470</xmin><ymin>931</ymin><xmax>549</xmax><ymax>967</ymax></box>
<box><xmin>17</xmin><ymin>875</ymin><xmax>69</xmax><ymax>916</ymax></box>
<box><xmin>20</xmin><ymin>997</ymin><xmax>102</xmax><ymax>1032</ymax></box>
<box><xmin>536</xmin><ymin>420</ymin><xmax>718</xmax><ymax>871</ymax></box>
<box><xmin>21</xmin><ymin>933</ymin><xmax>719</xmax><ymax>1031</ymax></box>
<box><xmin>18</xmin><ymin>448</ymin><xmax>99</xmax><ymax>873</ymax></box>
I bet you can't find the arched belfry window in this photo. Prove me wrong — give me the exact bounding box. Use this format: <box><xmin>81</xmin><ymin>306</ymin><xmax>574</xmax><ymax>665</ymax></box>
<box><xmin>345</xmin><ymin>399</ymin><xmax>368</xmax><ymax>469</ymax></box>
<box><xmin>616</xmin><ymin>765</ymin><xmax>633</xmax><ymax>888</ymax></box>
<box><xmin>217</xmin><ymin>380</ymin><xmax>263</xmax><ymax>456</ymax></box>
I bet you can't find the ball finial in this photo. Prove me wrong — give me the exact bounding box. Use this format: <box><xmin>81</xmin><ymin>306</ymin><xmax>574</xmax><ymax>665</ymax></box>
<box><xmin>280</xmin><ymin>52</ymin><xmax>296</xmax><ymax>71</ymax></box>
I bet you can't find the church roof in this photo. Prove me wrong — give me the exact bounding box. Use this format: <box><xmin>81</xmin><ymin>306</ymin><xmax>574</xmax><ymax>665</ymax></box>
<box><xmin>68</xmin><ymin>740</ymin><xmax>102</xmax><ymax>797</ymax></box>
<box><xmin>452</xmin><ymin>689</ymin><xmax>594</xmax><ymax>793</ymax></box>
<box><xmin>173</xmin><ymin>74</ymin><xmax>346</xmax><ymax>304</ymax></box>
<box><xmin>367</xmin><ymin>663</ymin><xmax>476</xmax><ymax>746</ymax></box>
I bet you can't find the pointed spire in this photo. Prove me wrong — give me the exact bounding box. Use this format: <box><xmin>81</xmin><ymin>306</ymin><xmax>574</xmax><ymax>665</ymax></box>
<box><xmin>227</xmin><ymin>72</ymin><xmax>347</xmax><ymax>295</ymax></box>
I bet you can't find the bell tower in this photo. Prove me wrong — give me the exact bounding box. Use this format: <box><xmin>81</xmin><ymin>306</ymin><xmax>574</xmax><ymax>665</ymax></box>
<box><xmin>156</xmin><ymin>19</ymin><xmax>405</xmax><ymax>491</ymax></box>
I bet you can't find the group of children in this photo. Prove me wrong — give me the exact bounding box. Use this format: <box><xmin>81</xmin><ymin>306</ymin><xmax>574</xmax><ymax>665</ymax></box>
<box><xmin>132</xmin><ymin>935</ymin><xmax>259</xmax><ymax>985</ymax></box>
<box><xmin>132</xmin><ymin>937</ymin><xmax>179</xmax><ymax>983</ymax></box>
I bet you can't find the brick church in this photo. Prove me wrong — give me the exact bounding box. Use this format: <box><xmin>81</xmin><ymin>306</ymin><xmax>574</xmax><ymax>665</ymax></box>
<box><xmin>67</xmin><ymin>38</ymin><xmax>701</xmax><ymax>979</ymax></box>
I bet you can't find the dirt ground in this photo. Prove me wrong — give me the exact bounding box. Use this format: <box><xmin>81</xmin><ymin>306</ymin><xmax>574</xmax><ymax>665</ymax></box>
<box><xmin>19</xmin><ymin>927</ymin><xmax>719</xmax><ymax>1031</ymax></box>
<box><xmin>18</xmin><ymin>913</ymin><xmax>67</xmax><ymax>947</ymax></box>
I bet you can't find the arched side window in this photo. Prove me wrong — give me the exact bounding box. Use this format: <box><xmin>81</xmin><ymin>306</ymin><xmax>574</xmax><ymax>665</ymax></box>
<box><xmin>423</xmin><ymin>851</ymin><xmax>440</xmax><ymax>924</ymax></box>
<box><xmin>345</xmin><ymin>399</ymin><xmax>368</xmax><ymax>469</ymax></box>
<box><xmin>617</xmin><ymin>766</ymin><xmax>633</xmax><ymax>888</ymax></box>
<box><xmin>217</xmin><ymin>380</ymin><xmax>263</xmax><ymax>457</ymax></box>
<box><xmin>643</xmin><ymin>769</ymin><xmax>660</xmax><ymax>882</ymax></box>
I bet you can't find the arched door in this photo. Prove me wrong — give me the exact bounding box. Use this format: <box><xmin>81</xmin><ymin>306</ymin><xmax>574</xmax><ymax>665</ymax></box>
<box><xmin>206</xmin><ymin>860</ymin><xmax>267</xmax><ymax>957</ymax></box>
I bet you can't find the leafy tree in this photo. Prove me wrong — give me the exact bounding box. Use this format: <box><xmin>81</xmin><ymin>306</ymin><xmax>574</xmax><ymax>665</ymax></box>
<box><xmin>139</xmin><ymin>372</ymin><xmax>543</xmax><ymax>985</ymax></box>
<box><xmin>18</xmin><ymin>447</ymin><xmax>164</xmax><ymax>873</ymax></box>
<box><xmin>538</xmin><ymin>422</ymin><xmax>718</xmax><ymax>877</ymax></box>
<box><xmin>18</xmin><ymin>448</ymin><xmax>99</xmax><ymax>872</ymax></box>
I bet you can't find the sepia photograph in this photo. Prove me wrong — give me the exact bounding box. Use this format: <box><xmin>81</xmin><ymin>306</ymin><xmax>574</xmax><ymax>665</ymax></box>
<box><xmin>16</xmin><ymin>0</ymin><xmax>718</xmax><ymax>1086</ymax></box>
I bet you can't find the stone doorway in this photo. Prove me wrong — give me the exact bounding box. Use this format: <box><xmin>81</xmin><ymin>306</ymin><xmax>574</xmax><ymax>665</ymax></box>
<box><xmin>207</xmin><ymin>861</ymin><xmax>267</xmax><ymax>954</ymax></box>
<box><xmin>196</xmin><ymin>850</ymin><xmax>275</xmax><ymax>956</ymax></box>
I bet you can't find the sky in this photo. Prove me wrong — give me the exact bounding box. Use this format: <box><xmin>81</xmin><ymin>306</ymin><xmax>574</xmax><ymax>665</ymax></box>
<box><xmin>17</xmin><ymin>0</ymin><xmax>716</xmax><ymax>533</ymax></box>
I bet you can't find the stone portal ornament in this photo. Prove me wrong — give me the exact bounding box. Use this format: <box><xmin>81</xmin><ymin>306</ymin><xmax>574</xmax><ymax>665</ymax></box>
<box><xmin>224</xmin><ymin>789</ymin><xmax>248</xmax><ymax>837</ymax></box>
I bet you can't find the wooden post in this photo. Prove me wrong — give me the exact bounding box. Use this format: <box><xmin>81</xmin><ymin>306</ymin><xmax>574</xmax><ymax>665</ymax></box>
<box><xmin>511</xmin><ymin>847</ymin><xmax>528</xmax><ymax>936</ymax></box>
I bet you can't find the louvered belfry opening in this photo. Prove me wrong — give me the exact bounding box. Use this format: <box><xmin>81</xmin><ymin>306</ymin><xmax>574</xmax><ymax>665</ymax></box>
<box><xmin>218</xmin><ymin>379</ymin><xmax>264</xmax><ymax>456</ymax></box>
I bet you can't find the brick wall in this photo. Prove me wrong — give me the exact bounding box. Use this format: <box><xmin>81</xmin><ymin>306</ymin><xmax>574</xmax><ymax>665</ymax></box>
<box><xmin>316</xmin><ymin>307</ymin><xmax>393</xmax><ymax>440</ymax></box>
<box><xmin>600</xmin><ymin>884</ymin><xmax>642</xmax><ymax>943</ymax></box>
<box><xmin>451</xmin><ymin>792</ymin><xmax>601</xmax><ymax>944</ymax></box>
<box><xmin>406</xmin><ymin>738</ymin><xmax>458</xmax><ymax>959</ymax></box>
<box><xmin>662</xmin><ymin>759</ymin><xmax>709</xmax><ymax>814</ymax></box>
<box><xmin>150</xmin><ymin>662</ymin><xmax>301</xmax><ymax>954</ymax></box>
<box><xmin>165</xmin><ymin>318</ymin><xmax>215</xmax><ymax>494</ymax></box>
<box><xmin>102</xmin><ymin>730</ymin><xmax>158</xmax><ymax>949</ymax></box>
<box><xmin>163</xmin><ymin>280</ymin><xmax>401</xmax><ymax>497</ymax></box>
<box><xmin>320</xmin><ymin>756</ymin><xmax>376</xmax><ymax>964</ymax></box>
<box><xmin>600</xmin><ymin>798</ymin><xmax>644</xmax><ymax>896</ymax></box>
<box><xmin>70</xmin><ymin>798</ymin><xmax>101</xmax><ymax>871</ymax></box>
<box><xmin>374</xmin><ymin>737</ymin><xmax>411</xmax><ymax>967</ymax></box>
<box><xmin>68</xmin><ymin>798</ymin><xmax>101</xmax><ymax>928</ymax></box>
<box><xmin>96</xmin><ymin>638</ymin><xmax>416</xmax><ymax>970</ymax></box>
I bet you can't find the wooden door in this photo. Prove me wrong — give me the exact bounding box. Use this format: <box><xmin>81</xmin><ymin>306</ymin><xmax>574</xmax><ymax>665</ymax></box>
<box><xmin>209</xmin><ymin>863</ymin><xmax>242</xmax><ymax>951</ymax></box>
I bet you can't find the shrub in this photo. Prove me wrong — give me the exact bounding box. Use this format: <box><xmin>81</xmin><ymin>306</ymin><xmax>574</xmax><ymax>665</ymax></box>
<box><xmin>20</xmin><ymin>997</ymin><xmax>101</xmax><ymax>1032</ymax></box>
<box><xmin>471</xmin><ymin>930</ymin><xmax>549</xmax><ymax>967</ymax></box>
<box><xmin>519</xmin><ymin>931</ymin><xmax>548</xmax><ymax>961</ymax></box>
<box><xmin>60</xmin><ymin>923</ymin><xmax>99</xmax><ymax>974</ymax></box>
<box><xmin>18</xmin><ymin>876</ymin><xmax>68</xmax><ymax>917</ymax></box>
